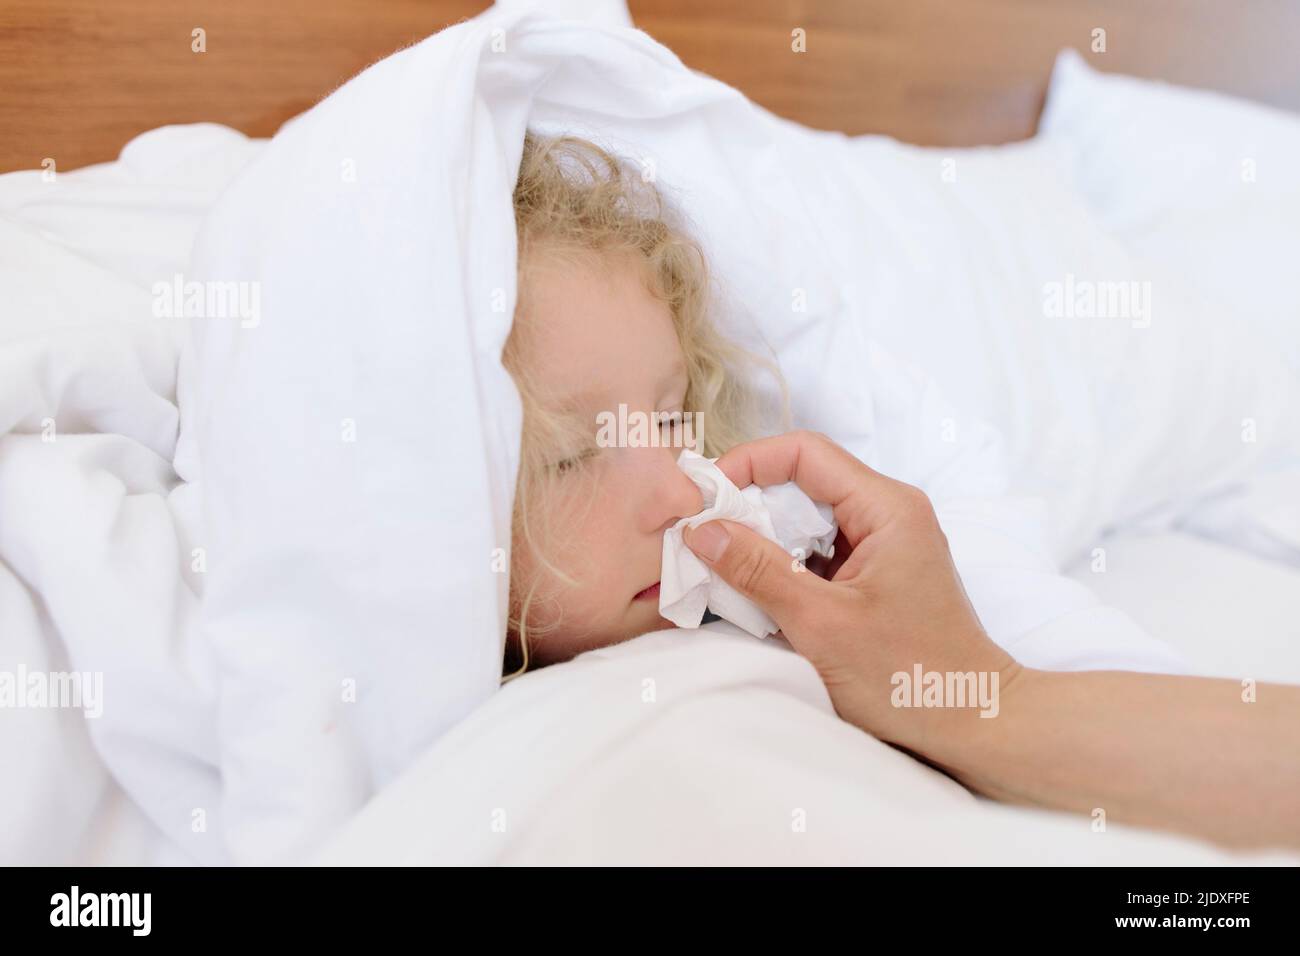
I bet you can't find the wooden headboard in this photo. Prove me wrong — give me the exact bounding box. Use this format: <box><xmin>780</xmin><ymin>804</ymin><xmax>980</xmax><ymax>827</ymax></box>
<box><xmin>3</xmin><ymin>0</ymin><xmax>1298</xmax><ymax>174</ymax></box>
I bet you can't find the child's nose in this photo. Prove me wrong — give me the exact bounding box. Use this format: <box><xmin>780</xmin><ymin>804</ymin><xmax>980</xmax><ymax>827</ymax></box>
<box><xmin>643</xmin><ymin>447</ymin><xmax>704</xmax><ymax>532</ymax></box>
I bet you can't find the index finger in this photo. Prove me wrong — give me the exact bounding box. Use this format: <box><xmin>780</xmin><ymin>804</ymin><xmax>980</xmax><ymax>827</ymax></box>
<box><xmin>712</xmin><ymin>430</ymin><xmax>912</xmax><ymax>547</ymax></box>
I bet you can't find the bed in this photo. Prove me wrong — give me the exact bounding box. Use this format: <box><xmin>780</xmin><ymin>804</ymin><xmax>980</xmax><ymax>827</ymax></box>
<box><xmin>2</xmin><ymin>0</ymin><xmax>1298</xmax><ymax>866</ymax></box>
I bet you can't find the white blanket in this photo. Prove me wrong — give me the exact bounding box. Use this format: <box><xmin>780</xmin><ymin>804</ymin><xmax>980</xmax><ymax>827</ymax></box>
<box><xmin>315</xmin><ymin>624</ymin><xmax>1297</xmax><ymax>865</ymax></box>
<box><xmin>0</xmin><ymin>125</ymin><xmax>260</xmax><ymax>864</ymax></box>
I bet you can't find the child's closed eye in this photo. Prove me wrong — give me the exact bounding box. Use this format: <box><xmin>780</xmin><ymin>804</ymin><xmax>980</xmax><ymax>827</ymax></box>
<box><xmin>550</xmin><ymin>446</ymin><xmax>598</xmax><ymax>476</ymax></box>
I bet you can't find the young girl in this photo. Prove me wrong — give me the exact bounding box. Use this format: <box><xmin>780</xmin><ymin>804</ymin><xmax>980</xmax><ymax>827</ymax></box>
<box><xmin>500</xmin><ymin>132</ymin><xmax>790</xmax><ymax>678</ymax></box>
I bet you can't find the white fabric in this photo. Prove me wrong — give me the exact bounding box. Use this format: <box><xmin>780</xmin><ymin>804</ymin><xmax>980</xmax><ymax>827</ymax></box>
<box><xmin>658</xmin><ymin>448</ymin><xmax>837</xmax><ymax>638</ymax></box>
<box><xmin>177</xmin><ymin>25</ymin><xmax>532</xmax><ymax>863</ymax></box>
<box><xmin>1040</xmin><ymin>49</ymin><xmax>1300</xmax><ymax>370</ymax></box>
<box><xmin>0</xmin><ymin>124</ymin><xmax>259</xmax><ymax>865</ymax></box>
<box><xmin>1038</xmin><ymin>49</ymin><xmax>1300</xmax><ymax>568</ymax></box>
<box><xmin>314</xmin><ymin>623</ymin><xmax>1300</xmax><ymax>866</ymax></box>
<box><xmin>1066</xmin><ymin>531</ymin><xmax>1300</xmax><ymax>686</ymax></box>
<box><xmin>494</xmin><ymin>0</ymin><xmax>632</xmax><ymax>28</ymax></box>
<box><xmin>768</xmin><ymin>128</ymin><xmax>1300</xmax><ymax>568</ymax></box>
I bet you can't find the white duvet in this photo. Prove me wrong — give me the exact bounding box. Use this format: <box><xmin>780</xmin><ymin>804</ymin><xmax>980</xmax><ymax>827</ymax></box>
<box><xmin>316</xmin><ymin>624</ymin><xmax>1296</xmax><ymax>866</ymax></box>
<box><xmin>1</xmin><ymin>5</ymin><xmax>1297</xmax><ymax>866</ymax></box>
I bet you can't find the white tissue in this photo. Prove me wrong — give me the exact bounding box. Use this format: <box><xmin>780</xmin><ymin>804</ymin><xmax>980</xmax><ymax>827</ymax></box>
<box><xmin>660</xmin><ymin>449</ymin><xmax>838</xmax><ymax>638</ymax></box>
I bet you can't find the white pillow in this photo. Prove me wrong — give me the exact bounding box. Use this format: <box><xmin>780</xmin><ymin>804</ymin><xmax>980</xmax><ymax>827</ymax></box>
<box><xmin>1039</xmin><ymin>48</ymin><xmax>1300</xmax><ymax>371</ymax></box>
<box><xmin>758</xmin><ymin>127</ymin><xmax>1300</xmax><ymax>563</ymax></box>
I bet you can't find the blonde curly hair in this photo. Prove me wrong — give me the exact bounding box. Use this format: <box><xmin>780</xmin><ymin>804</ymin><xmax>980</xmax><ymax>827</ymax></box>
<box><xmin>500</xmin><ymin>131</ymin><xmax>789</xmax><ymax>681</ymax></box>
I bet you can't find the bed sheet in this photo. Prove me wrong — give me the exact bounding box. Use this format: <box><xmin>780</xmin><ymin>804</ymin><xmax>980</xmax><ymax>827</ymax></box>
<box><xmin>1065</xmin><ymin>531</ymin><xmax>1300</xmax><ymax>685</ymax></box>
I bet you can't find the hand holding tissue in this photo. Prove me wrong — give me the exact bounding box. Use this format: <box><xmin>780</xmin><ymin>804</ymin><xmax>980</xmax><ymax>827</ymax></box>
<box><xmin>659</xmin><ymin>449</ymin><xmax>838</xmax><ymax>638</ymax></box>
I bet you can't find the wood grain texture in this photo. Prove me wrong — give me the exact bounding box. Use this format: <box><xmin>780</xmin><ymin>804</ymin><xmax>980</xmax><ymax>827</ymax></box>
<box><xmin>629</xmin><ymin>0</ymin><xmax>1300</xmax><ymax>144</ymax></box>
<box><xmin>3</xmin><ymin>0</ymin><xmax>1297</xmax><ymax>174</ymax></box>
<box><xmin>0</xmin><ymin>0</ymin><xmax>490</xmax><ymax>173</ymax></box>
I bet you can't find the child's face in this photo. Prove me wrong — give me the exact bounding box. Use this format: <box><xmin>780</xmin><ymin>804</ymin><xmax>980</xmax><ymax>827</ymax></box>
<box><xmin>509</xmin><ymin>251</ymin><xmax>704</xmax><ymax>666</ymax></box>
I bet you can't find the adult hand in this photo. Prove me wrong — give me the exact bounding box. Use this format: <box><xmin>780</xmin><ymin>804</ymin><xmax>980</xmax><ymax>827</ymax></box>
<box><xmin>683</xmin><ymin>430</ymin><xmax>1024</xmax><ymax>754</ymax></box>
<box><xmin>686</xmin><ymin>432</ymin><xmax>1300</xmax><ymax>851</ymax></box>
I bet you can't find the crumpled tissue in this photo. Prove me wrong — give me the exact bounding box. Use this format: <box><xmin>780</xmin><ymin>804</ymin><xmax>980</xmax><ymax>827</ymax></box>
<box><xmin>660</xmin><ymin>448</ymin><xmax>838</xmax><ymax>638</ymax></box>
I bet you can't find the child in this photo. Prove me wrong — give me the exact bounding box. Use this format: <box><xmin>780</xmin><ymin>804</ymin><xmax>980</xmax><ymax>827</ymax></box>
<box><xmin>501</xmin><ymin>132</ymin><xmax>789</xmax><ymax>678</ymax></box>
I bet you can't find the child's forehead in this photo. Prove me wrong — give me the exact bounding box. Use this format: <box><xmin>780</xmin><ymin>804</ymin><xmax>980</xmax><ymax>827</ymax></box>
<box><xmin>519</xmin><ymin>242</ymin><xmax>650</xmax><ymax>305</ymax></box>
<box><xmin>516</xmin><ymin>250</ymin><xmax>685</xmax><ymax>406</ymax></box>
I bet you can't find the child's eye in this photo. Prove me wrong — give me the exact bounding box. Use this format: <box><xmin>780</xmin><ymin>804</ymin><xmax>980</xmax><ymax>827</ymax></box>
<box><xmin>659</xmin><ymin>411</ymin><xmax>683</xmax><ymax>432</ymax></box>
<box><xmin>550</xmin><ymin>447</ymin><xmax>597</xmax><ymax>476</ymax></box>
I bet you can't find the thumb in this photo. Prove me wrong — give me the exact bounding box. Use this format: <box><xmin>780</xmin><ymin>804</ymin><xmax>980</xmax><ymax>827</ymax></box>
<box><xmin>684</xmin><ymin>519</ymin><xmax>829</xmax><ymax>629</ymax></box>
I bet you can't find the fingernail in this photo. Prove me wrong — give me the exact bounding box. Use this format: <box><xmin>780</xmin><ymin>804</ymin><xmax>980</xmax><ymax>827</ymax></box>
<box><xmin>686</xmin><ymin>522</ymin><xmax>730</xmax><ymax>564</ymax></box>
